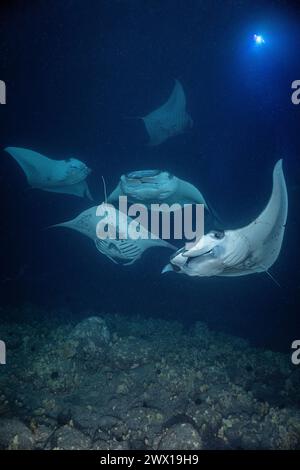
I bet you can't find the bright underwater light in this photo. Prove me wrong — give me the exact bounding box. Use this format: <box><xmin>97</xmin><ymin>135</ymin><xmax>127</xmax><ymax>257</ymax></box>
<box><xmin>253</xmin><ymin>34</ymin><xmax>265</xmax><ymax>45</ymax></box>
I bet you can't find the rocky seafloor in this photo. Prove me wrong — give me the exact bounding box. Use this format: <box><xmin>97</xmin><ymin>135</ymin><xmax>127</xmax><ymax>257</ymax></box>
<box><xmin>0</xmin><ymin>304</ymin><xmax>299</xmax><ymax>450</ymax></box>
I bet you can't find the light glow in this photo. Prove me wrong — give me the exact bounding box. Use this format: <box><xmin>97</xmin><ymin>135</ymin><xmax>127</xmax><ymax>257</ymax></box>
<box><xmin>254</xmin><ymin>34</ymin><xmax>265</xmax><ymax>45</ymax></box>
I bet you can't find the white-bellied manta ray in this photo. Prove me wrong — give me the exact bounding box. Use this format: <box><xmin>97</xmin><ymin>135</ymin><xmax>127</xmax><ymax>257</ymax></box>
<box><xmin>142</xmin><ymin>80</ymin><xmax>193</xmax><ymax>146</ymax></box>
<box><xmin>108</xmin><ymin>170</ymin><xmax>209</xmax><ymax>210</ymax></box>
<box><xmin>49</xmin><ymin>203</ymin><xmax>175</xmax><ymax>265</ymax></box>
<box><xmin>163</xmin><ymin>160</ymin><xmax>288</xmax><ymax>281</ymax></box>
<box><xmin>4</xmin><ymin>147</ymin><xmax>92</xmax><ymax>199</ymax></box>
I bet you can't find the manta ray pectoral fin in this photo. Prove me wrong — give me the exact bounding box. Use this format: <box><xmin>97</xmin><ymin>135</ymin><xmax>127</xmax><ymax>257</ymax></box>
<box><xmin>94</xmin><ymin>241</ymin><xmax>120</xmax><ymax>264</ymax></box>
<box><xmin>5</xmin><ymin>146</ymin><xmax>92</xmax><ymax>199</ymax></box>
<box><xmin>95</xmin><ymin>238</ymin><xmax>142</xmax><ymax>265</ymax></box>
<box><xmin>222</xmin><ymin>247</ymin><xmax>247</xmax><ymax>267</ymax></box>
<box><xmin>177</xmin><ymin>179</ymin><xmax>223</xmax><ymax>225</ymax></box>
<box><xmin>44</xmin><ymin>180</ymin><xmax>91</xmax><ymax>198</ymax></box>
<box><xmin>177</xmin><ymin>179</ymin><xmax>208</xmax><ymax>209</ymax></box>
<box><xmin>238</xmin><ymin>159</ymin><xmax>288</xmax><ymax>272</ymax></box>
<box><xmin>85</xmin><ymin>184</ymin><xmax>93</xmax><ymax>201</ymax></box>
<box><xmin>45</xmin><ymin>221</ymin><xmax>71</xmax><ymax>231</ymax></box>
<box><xmin>4</xmin><ymin>146</ymin><xmax>51</xmax><ymax>186</ymax></box>
<box><xmin>163</xmin><ymin>79</ymin><xmax>186</xmax><ymax>111</ymax></box>
<box><xmin>221</xmin><ymin>159</ymin><xmax>288</xmax><ymax>278</ymax></box>
<box><xmin>123</xmin><ymin>258</ymin><xmax>137</xmax><ymax>266</ymax></box>
<box><xmin>104</xmin><ymin>253</ymin><xmax>119</xmax><ymax>265</ymax></box>
<box><xmin>142</xmin><ymin>80</ymin><xmax>190</xmax><ymax>146</ymax></box>
<box><xmin>107</xmin><ymin>183</ymin><xmax>122</xmax><ymax>203</ymax></box>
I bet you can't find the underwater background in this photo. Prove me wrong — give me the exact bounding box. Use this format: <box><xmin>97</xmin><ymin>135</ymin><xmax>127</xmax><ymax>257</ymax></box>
<box><xmin>0</xmin><ymin>0</ymin><xmax>300</xmax><ymax>450</ymax></box>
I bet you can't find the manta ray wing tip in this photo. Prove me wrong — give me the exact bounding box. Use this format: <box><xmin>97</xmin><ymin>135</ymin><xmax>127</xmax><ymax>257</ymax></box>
<box><xmin>4</xmin><ymin>146</ymin><xmax>15</xmax><ymax>154</ymax></box>
<box><xmin>46</xmin><ymin>221</ymin><xmax>69</xmax><ymax>231</ymax></box>
<box><xmin>274</xmin><ymin>159</ymin><xmax>284</xmax><ymax>175</ymax></box>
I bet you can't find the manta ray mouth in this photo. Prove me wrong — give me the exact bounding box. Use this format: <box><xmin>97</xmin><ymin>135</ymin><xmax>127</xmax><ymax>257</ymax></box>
<box><xmin>126</xmin><ymin>170</ymin><xmax>161</xmax><ymax>181</ymax></box>
<box><xmin>182</xmin><ymin>248</ymin><xmax>213</xmax><ymax>259</ymax></box>
<box><xmin>196</xmin><ymin>249</ymin><xmax>213</xmax><ymax>257</ymax></box>
<box><xmin>125</xmin><ymin>170</ymin><xmax>174</xmax><ymax>185</ymax></box>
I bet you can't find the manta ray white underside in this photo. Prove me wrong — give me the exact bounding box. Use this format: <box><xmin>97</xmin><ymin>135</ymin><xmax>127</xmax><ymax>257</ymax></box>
<box><xmin>5</xmin><ymin>146</ymin><xmax>92</xmax><ymax>199</ymax></box>
<box><xmin>50</xmin><ymin>204</ymin><xmax>175</xmax><ymax>265</ymax></box>
<box><xmin>142</xmin><ymin>80</ymin><xmax>193</xmax><ymax>146</ymax></box>
<box><xmin>164</xmin><ymin>160</ymin><xmax>288</xmax><ymax>279</ymax></box>
<box><xmin>108</xmin><ymin>170</ymin><xmax>209</xmax><ymax>210</ymax></box>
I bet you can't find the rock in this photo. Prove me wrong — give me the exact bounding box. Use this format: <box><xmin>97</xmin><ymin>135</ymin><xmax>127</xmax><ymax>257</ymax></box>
<box><xmin>0</xmin><ymin>418</ymin><xmax>34</xmax><ymax>449</ymax></box>
<box><xmin>67</xmin><ymin>317</ymin><xmax>110</xmax><ymax>368</ymax></box>
<box><xmin>1</xmin><ymin>308</ymin><xmax>300</xmax><ymax>451</ymax></box>
<box><xmin>124</xmin><ymin>407</ymin><xmax>164</xmax><ymax>440</ymax></box>
<box><xmin>31</xmin><ymin>424</ymin><xmax>54</xmax><ymax>450</ymax></box>
<box><xmin>71</xmin><ymin>316</ymin><xmax>110</xmax><ymax>344</ymax></box>
<box><xmin>92</xmin><ymin>439</ymin><xmax>129</xmax><ymax>450</ymax></box>
<box><xmin>71</xmin><ymin>406</ymin><xmax>109</xmax><ymax>435</ymax></box>
<box><xmin>158</xmin><ymin>423</ymin><xmax>203</xmax><ymax>450</ymax></box>
<box><xmin>0</xmin><ymin>394</ymin><xmax>10</xmax><ymax>416</ymax></box>
<box><xmin>92</xmin><ymin>439</ymin><xmax>109</xmax><ymax>450</ymax></box>
<box><xmin>97</xmin><ymin>415</ymin><xmax>128</xmax><ymax>441</ymax></box>
<box><xmin>53</xmin><ymin>425</ymin><xmax>91</xmax><ymax>450</ymax></box>
<box><xmin>129</xmin><ymin>439</ymin><xmax>148</xmax><ymax>450</ymax></box>
<box><xmin>109</xmin><ymin>337</ymin><xmax>152</xmax><ymax>369</ymax></box>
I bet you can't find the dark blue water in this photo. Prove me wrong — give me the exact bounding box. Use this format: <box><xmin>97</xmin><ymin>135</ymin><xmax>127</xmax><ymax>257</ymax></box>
<box><xmin>1</xmin><ymin>0</ymin><xmax>300</xmax><ymax>351</ymax></box>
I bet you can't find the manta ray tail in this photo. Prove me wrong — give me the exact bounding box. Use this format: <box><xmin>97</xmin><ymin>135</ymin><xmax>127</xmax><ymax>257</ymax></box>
<box><xmin>266</xmin><ymin>270</ymin><xmax>281</xmax><ymax>287</ymax></box>
<box><xmin>260</xmin><ymin>264</ymin><xmax>281</xmax><ymax>287</ymax></box>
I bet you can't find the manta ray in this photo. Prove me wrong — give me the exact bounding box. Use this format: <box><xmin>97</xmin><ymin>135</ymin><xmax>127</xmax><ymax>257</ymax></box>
<box><xmin>108</xmin><ymin>170</ymin><xmax>209</xmax><ymax>210</ymax></box>
<box><xmin>163</xmin><ymin>160</ymin><xmax>288</xmax><ymax>280</ymax></box>
<box><xmin>50</xmin><ymin>203</ymin><xmax>175</xmax><ymax>265</ymax></box>
<box><xmin>4</xmin><ymin>147</ymin><xmax>92</xmax><ymax>199</ymax></box>
<box><xmin>142</xmin><ymin>80</ymin><xmax>193</xmax><ymax>146</ymax></box>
